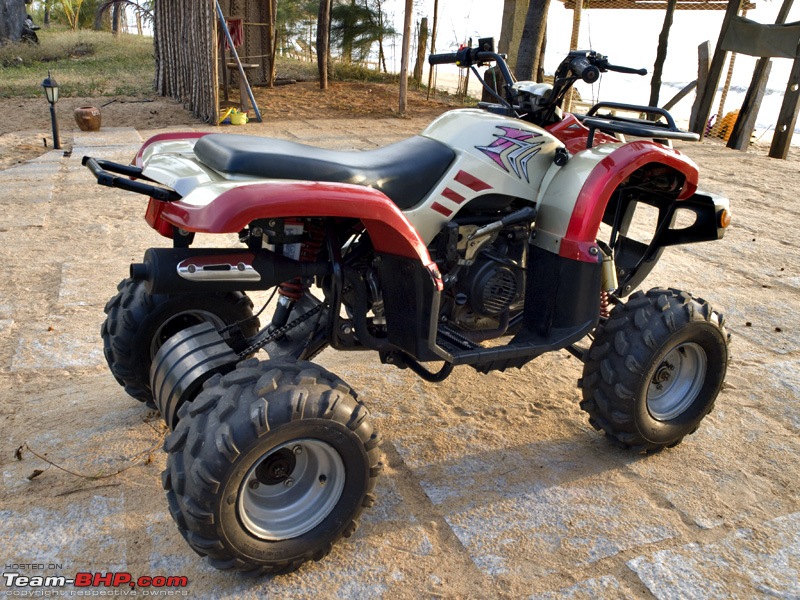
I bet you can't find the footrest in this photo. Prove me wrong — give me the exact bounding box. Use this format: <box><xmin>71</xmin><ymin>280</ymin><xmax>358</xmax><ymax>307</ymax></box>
<box><xmin>150</xmin><ymin>322</ymin><xmax>241</xmax><ymax>429</ymax></box>
<box><xmin>436</xmin><ymin>324</ymin><xmax>480</xmax><ymax>354</ymax></box>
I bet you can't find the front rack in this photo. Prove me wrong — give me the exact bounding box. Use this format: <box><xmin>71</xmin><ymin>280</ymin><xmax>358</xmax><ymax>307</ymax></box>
<box><xmin>579</xmin><ymin>102</ymin><xmax>700</xmax><ymax>148</ymax></box>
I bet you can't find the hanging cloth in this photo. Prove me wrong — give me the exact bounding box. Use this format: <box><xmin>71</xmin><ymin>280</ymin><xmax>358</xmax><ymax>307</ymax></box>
<box><xmin>218</xmin><ymin>18</ymin><xmax>244</xmax><ymax>50</ymax></box>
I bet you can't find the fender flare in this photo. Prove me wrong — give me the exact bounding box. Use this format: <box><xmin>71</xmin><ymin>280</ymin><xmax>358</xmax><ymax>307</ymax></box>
<box><xmin>150</xmin><ymin>180</ymin><xmax>433</xmax><ymax>263</ymax></box>
<box><xmin>541</xmin><ymin>141</ymin><xmax>699</xmax><ymax>263</ymax></box>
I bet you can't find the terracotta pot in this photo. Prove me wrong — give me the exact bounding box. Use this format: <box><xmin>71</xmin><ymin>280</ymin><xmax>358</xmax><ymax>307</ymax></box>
<box><xmin>74</xmin><ymin>105</ymin><xmax>101</xmax><ymax>132</ymax></box>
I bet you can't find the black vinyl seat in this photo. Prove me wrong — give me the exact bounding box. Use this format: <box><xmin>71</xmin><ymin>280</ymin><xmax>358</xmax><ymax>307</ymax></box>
<box><xmin>193</xmin><ymin>134</ymin><xmax>456</xmax><ymax>209</ymax></box>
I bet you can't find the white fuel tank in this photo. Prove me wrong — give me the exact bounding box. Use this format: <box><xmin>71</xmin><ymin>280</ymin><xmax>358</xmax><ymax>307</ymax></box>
<box><xmin>421</xmin><ymin>109</ymin><xmax>562</xmax><ymax>193</ymax></box>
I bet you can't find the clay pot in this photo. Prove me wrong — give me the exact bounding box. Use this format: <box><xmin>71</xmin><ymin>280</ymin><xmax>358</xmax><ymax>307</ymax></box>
<box><xmin>74</xmin><ymin>105</ymin><xmax>101</xmax><ymax>131</ymax></box>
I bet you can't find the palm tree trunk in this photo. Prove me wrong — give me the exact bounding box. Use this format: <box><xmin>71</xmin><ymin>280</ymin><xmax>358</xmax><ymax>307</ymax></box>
<box><xmin>515</xmin><ymin>0</ymin><xmax>550</xmax><ymax>81</ymax></box>
<box><xmin>317</xmin><ymin>0</ymin><xmax>331</xmax><ymax>89</ymax></box>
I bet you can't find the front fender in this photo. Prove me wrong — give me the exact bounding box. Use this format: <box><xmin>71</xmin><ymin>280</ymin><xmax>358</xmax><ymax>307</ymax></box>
<box><xmin>149</xmin><ymin>180</ymin><xmax>432</xmax><ymax>263</ymax></box>
<box><xmin>535</xmin><ymin>141</ymin><xmax>699</xmax><ymax>262</ymax></box>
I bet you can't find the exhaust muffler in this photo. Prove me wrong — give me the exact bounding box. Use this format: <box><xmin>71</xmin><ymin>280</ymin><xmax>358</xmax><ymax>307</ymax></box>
<box><xmin>130</xmin><ymin>248</ymin><xmax>330</xmax><ymax>294</ymax></box>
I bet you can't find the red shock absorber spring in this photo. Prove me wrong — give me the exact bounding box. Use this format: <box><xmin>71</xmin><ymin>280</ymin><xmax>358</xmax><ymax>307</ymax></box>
<box><xmin>278</xmin><ymin>278</ymin><xmax>305</xmax><ymax>301</ymax></box>
<box><xmin>277</xmin><ymin>220</ymin><xmax>326</xmax><ymax>301</ymax></box>
<box><xmin>298</xmin><ymin>220</ymin><xmax>325</xmax><ymax>263</ymax></box>
<box><xmin>599</xmin><ymin>290</ymin><xmax>611</xmax><ymax>319</ymax></box>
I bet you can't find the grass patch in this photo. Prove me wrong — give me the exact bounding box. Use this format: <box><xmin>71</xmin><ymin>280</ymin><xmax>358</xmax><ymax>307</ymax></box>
<box><xmin>330</xmin><ymin>62</ymin><xmax>398</xmax><ymax>84</ymax></box>
<box><xmin>0</xmin><ymin>27</ymin><xmax>155</xmax><ymax>98</ymax></box>
<box><xmin>274</xmin><ymin>57</ymin><xmax>404</xmax><ymax>86</ymax></box>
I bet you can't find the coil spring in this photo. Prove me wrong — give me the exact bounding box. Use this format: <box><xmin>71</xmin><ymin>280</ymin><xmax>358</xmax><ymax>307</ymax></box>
<box><xmin>298</xmin><ymin>220</ymin><xmax>325</xmax><ymax>262</ymax></box>
<box><xmin>278</xmin><ymin>220</ymin><xmax>326</xmax><ymax>301</ymax></box>
<box><xmin>600</xmin><ymin>290</ymin><xmax>610</xmax><ymax>319</ymax></box>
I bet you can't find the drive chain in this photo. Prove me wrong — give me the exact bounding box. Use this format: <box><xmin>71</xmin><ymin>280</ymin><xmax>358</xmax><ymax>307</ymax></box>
<box><xmin>235</xmin><ymin>303</ymin><xmax>325</xmax><ymax>358</ymax></box>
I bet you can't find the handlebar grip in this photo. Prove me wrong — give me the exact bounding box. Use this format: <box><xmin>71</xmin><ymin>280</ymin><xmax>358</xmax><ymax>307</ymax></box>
<box><xmin>428</xmin><ymin>52</ymin><xmax>459</xmax><ymax>66</ymax></box>
<box><xmin>605</xmin><ymin>64</ymin><xmax>648</xmax><ymax>76</ymax></box>
<box><xmin>570</xmin><ymin>56</ymin><xmax>601</xmax><ymax>84</ymax></box>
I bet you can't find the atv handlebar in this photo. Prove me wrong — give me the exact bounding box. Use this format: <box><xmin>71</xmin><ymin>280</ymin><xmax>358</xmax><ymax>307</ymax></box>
<box><xmin>428</xmin><ymin>52</ymin><xmax>459</xmax><ymax>65</ymax></box>
<box><xmin>597</xmin><ymin>60</ymin><xmax>648</xmax><ymax>77</ymax></box>
<box><xmin>569</xmin><ymin>56</ymin><xmax>601</xmax><ymax>84</ymax></box>
<box><xmin>428</xmin><ymin>41</ymin><xmax>650</xmax><ymax>125</ymax></box>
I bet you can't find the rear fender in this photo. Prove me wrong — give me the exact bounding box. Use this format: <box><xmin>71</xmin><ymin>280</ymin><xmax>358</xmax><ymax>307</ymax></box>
<box><xmin>534</xmin><ymin>140</ymin><xmax>699</xmax><ymax>262</ymax></box>
<box><xmin>149</xmin><ymin>180</ymin><xmax>434</xmax><ymax>263</ymax></box>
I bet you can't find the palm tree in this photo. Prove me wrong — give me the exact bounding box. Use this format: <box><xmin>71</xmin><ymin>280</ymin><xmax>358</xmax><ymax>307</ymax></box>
<box><xmin>515</xmin><ymin>0</ymin><xmax>549</xmax><ymax>81</ymax></box>
<box><xmin>95</xmin><ymin>0</ymin><xmax>152</xmax><ymax>34</ymax></box>
<box><xmin>0</xmin><ymin>0</ymin><xmax>26</xmax><ymax>43</ymax></box>
<box><xmin>330</xmin><ymin>0</ymin><xmax>391</xmax><ymax>64</ymax></box>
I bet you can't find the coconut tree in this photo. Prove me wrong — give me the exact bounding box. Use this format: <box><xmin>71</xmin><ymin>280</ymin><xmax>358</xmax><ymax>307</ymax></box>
<box><xmin>515</xmin><ymin>0</ymin><xmax>549</xmax><ymax>81</ymax></box>
<box><xmin>0</xmin><ymin>0</ymin><xmax>26</xmax><ymax>43</ymax></box>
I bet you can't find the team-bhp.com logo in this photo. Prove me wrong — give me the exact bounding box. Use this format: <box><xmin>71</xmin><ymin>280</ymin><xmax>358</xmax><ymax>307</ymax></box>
<box><xmin>3</xmin><ymin>571</ymin><xmax>188</xmax><ymax>595</ymax></box>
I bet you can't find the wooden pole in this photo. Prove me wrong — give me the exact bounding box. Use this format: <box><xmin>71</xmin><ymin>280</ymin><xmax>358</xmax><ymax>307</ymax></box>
<box><xmin>564</xmin><ymin>0</ymin><xmax>582</xmax><ymax>113</ymax></box>
<box><xmin>569</xmin><ymin>0</ymin><xmax>581</xmax><ymax>51</ymax></box>
<box><xmin>399</xmin><ymin>0</ymin><xmax>413</xmax><ymax>115</ymax></box>
<box><xmin>649</xmin><ymin>0</ymin><xmax>678</xmax><ymax>108</ymax></box>
<box><xmin>413</xmin><ymin>17</ymin><xmax>429</xmax><ymax>85</ymax></box>
<box><xmin>689</xmin><ymin>41</ymin><xmax>711</xmax><ymax>131</ymax></box>
<box><xmin>729</xmin><ymin>0</ymin><xmax>795</xmax><ymax>150</ymax></box>
<box><xmin>689</xmin><ymin>0</ymin><xmax>742</xmax><ymax>137</ymax></box>
<box><xmin>727</xmin><ymin>61</ymin><xmax>772</xmax><ymax>149</ymax></box>
<box><xmin>663</xmin><ymin>80</ymin><xmax>698</xmax><ymax>112</ymax></box>
<box><xmin>426</xmin><ymin>0</ymin><xmax>439</xmax><ymax>100</ymax></box>
<box><xmin>769</xmin><ymin>57</ymin><xmax>800</xmax><ymax>159</ymax></box>
<box><xmin>316</xmin><ymin>0</ymin><xmax>331</xmax><ymax>90</ymax></box>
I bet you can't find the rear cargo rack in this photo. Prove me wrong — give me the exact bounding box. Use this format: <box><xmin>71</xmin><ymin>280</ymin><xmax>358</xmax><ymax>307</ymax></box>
<box><xmin>82</xmin><ymin>156</ymin><xmax>181</xmax><ymax>202</ymax></box>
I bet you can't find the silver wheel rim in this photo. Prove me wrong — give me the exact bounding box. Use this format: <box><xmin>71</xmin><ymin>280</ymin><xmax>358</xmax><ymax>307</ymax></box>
<box><xmin>150</xmin><ymin>310</ymin><xmax>227</xmax><ymax>358</ymax></box>
<box><xmin>238</xmin><ymin>439</ymin><xmax>345</xmax><ymax>541</ymax></box>
<box><xmin>647</xmin><ymin>342</ymin><xmax>707</xmax><ymax>421</ymax></box>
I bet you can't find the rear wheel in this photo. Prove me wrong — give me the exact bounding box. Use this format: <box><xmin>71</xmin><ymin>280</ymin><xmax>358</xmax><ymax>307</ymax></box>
<box><xmin>580</xmin><ymin>288</ymin><xmax>729</xmax><ymax>452</ymax></box>
<box><xmin>101</xmin><ymin>278</ymin><xmax>259</xmax><ymax>404</ymax></box>
<box><xmin>162</xmin><ymin>359</ymin><xmax>382</xmax><ymax>575</ymax></box>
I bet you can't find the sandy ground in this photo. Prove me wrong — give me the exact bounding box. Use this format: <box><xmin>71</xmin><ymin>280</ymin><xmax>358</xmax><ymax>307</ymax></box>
<box><xmin>0</xmin><ymin>91</ymin><xmax>798</xmax><ymax>599</ymax></box>
<box><xmin>0</xmin><ymin>82</ymin><xmax>457</xmax><ymax>170</ymax></box>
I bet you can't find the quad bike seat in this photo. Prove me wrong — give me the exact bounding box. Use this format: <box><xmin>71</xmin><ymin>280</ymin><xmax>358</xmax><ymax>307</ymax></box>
<box><xmin>194</xmin><ymin>134</ymin><xmax>456</xmax><ymax>209</ymax></box>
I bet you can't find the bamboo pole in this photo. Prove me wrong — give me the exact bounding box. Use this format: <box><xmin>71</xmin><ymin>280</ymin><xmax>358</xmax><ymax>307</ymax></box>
<box><xmin>564</xmin><ymin>0</ymin><xmax>582</xmax><ymax>113</ymax></box>
<box><xmin>426</xmin><ymin>0</ymin><xmax>439</xmax><ymax>100</ymax></box>
<box><xmin>399</xmin><ymin>0</ymin><xmax>413</xmax><ymax>114</ymax></box>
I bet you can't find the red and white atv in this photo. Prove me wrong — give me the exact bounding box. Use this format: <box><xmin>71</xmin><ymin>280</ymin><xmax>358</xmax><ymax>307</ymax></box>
<box><xmin>85</xmin><ymin>40</ymin><xmax>731</xmax><ymax>575</ymax></box>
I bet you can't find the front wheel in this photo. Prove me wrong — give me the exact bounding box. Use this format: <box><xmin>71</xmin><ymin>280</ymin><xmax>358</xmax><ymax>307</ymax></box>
<box><xmin>580</xmin><ymin>288</ymin><xmax>729</xmax><ymax>452</ymax></box>
<box><xmin>162</xmin><ymin>359</ymin><xmax>382</xmax><ymax>575</ymax></box>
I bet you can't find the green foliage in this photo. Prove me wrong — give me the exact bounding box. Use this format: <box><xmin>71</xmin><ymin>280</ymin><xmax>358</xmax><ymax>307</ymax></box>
<box><xmin>0</xmin><ymin>28</ymin><xmax>154</xmax><ymax>97</ymax></box>
<box><xmin>276</xmin><ymin>0</ymin><xmax>318</xmax><ymax>58</ymax></box>
<box><xmin>330</xmin><ymin>0</ymin><xmax>394</xmax><ymax>64</ymax></box>
<box><xmin>329</xmin><ymin>61</ymin><xmax>398</xmax><ymax>83</ymax></box>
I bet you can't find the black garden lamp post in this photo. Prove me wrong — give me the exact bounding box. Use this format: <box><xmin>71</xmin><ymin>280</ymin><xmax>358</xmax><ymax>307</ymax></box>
<box><xmin>41</xmin><ymin>71</ymin><xmax>61</xmax><ymax>150</ymax></box>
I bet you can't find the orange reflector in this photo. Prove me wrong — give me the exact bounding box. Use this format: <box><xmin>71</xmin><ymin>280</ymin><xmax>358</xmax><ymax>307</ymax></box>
<box><xmin>719</xmin><ymin>209</ymin><xmax>732</xmax><ymax>229</ymax></box>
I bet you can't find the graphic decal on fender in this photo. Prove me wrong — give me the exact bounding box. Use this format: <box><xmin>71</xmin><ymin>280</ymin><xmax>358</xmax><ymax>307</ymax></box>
<box><xmin>476</xmin><ymin>126</ymin><xmax>544</xmax><ymax>182</ymax></box>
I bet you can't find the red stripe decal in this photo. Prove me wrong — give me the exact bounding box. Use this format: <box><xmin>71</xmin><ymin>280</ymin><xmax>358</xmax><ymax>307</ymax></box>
<box><xmin>431</xmin><ymin>202</ymin><xmax>453</xmax><ymax>217</ymax></box>
<box><xmin>442</xmin><ymin>188</ymin><xmax>466</xmax><ymax>204</ymax></box>
<box><xmin>455</xmin><ymin>170</ymin><xmax>492</xmax><ymax>192</ymax></box>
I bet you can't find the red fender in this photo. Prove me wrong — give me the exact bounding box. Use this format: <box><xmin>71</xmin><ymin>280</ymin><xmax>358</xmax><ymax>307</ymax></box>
<box><xmin>134</xmin><ymin>132</ymin><xmax>209</xmax><ymax>167</ymax></box>
<box><xmin>546</xmin><ymin>113</ymin><xmax>619</xmax><ymax>154</ymax></box>
<box><xmin>148</xmin><ymin>180</ymin><xmax>432</xmax><ymax>263</ymax></box>
<box><xmin>560</xmin><ymin>141</ymin><xmax>699</xmax><ymax>262</ymax></box>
